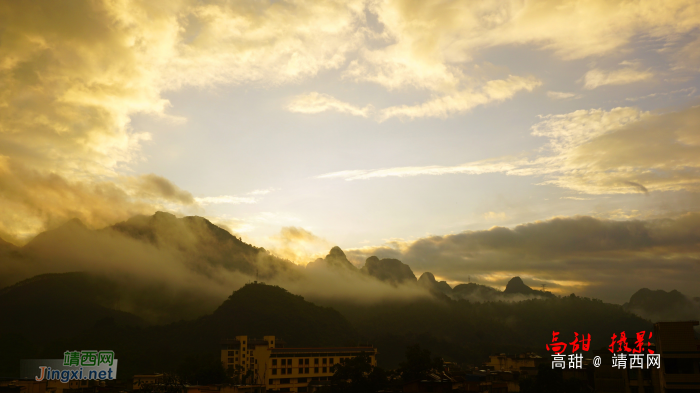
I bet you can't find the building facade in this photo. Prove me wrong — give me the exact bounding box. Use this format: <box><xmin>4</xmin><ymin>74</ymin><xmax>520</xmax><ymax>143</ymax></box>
<box><xmin>220</xmin><ymin>336</ymin><xmax>377</xmax><ymax>392</ymax></box>
<box><xmin>654</xmin><ymin>321</ymin><xmax>700</xmax><ymax>392</ymax></box>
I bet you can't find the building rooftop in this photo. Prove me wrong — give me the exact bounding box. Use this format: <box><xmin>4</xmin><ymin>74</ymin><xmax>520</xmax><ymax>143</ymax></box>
<box><xmin>270</xmin><ymin>347</ymin><xmax>375</xmax><ymax>354</ymax></box>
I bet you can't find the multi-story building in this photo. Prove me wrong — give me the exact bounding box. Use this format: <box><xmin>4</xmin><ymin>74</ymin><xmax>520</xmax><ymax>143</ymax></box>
<box><xmin>132</xmin><ymin>374</ymin><xmax>164</xmax><ymax>390</ymax></box>
<box><xmin>594</xmin><ymin>320</ymin><xmax>700</xmax><ymax>393</ymax></box>
<box><xmin>653</xmin><ymin>320</ymin><xmax>700</xmax><ymax>392</ymax></box>
<box><xmin>220</xmin><ymin>336</ymin><xmax>377</xmax><ymax>392</ymax></box>
<box><xmin>484</xmin><ymin>352</ymin><xmax>543</xmax><ymax>377</ymax></box>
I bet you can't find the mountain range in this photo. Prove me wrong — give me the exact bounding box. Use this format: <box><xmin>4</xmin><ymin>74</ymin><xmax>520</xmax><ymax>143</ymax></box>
<box><xmin>1</xmin><ymin>212</ymin><xmax>697</xmax><ymax>378</ymax></box>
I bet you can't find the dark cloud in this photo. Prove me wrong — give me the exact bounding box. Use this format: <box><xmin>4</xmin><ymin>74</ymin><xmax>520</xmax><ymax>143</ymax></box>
<box><xmin>623</xmin><ymin>181</ymin><xmax>649</xmax><ymax>194</ymax></box>
<box><xmin>132</xmin><ymin>174</ymin><xmax>195</xmax><ymax>204</ymax></box>
<box><xmin>346</xmin><ymin>213</ymin><xmax>700</xmax><ymax>304</ymax></box>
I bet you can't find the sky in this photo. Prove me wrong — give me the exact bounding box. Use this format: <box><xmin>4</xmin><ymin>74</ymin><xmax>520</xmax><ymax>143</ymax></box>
<box><xmin>1</xmin><ymin>0</ymin><xmax>700</xmax><ymax>303</ymax></box>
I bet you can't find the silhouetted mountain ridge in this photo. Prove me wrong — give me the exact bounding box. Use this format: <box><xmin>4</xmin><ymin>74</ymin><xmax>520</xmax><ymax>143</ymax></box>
<box><xmin>0</xmin><ymin>282</ymin><xmax>359</xmax><ymax>378</ymax></box>
<box><xmin>623</xmin><ymin>287</ymin><xmax>700</xmax><ymax>323</ymax></box>
<box><xmin>361</xmin><ymin>256</ymin><xmax>417</xmax><ymax>285</ymax></box>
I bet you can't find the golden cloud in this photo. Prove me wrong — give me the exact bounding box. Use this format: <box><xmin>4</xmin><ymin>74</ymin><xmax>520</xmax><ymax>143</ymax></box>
<box><xmin>345</xmin><ymin>213</ymin><xmax>700</xmax><ymax>302</ymax></box>
<box><xmin>2</xmin><ymin>0</ymin><xmax>699</xmax><ymax>241</ymax></box>
<box><xmin>583</xmin><ymin>63</ymin><xmax>654</xmax><ymax>89</ymax></box>
<box><xmin>0</xmin><ymin>0</ymin><xmax>366</xmax><ymax>240</ymax></box>
<box><xmin>378</xmin><ymin>75</ymin><xmax>541</xmax><ymax>120</ymax></box>
<box><xmin>319</xmin><ymin>104</ymin><xmax>700</xmax><ymax>194</ymax></box>
<box><xmin>288</xmin><ymin>92</ymin><xmax>373</xmax><ymax>117</ymax></box>
<box><xmin>266</xmin><ymin>227</ymin><xmax>332</xmax><ymax>264</ymax></box>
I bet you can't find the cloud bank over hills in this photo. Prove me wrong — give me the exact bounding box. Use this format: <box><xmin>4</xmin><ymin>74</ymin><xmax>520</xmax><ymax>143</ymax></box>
<box><xmin>345</xmin><ymin>212</ymin><xmax>700</xmax><ymax>304</ymax></box>
<box><xmin>1</xmin><ymin>211</ymin><xmax>698</xmax><ymax>326</ymax></box>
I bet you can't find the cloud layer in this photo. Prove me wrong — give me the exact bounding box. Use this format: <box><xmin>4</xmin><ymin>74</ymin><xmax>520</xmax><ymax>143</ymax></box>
<box><xmin>2</xmin><ymin>0</ymin><xmax>700</xmax><ymax>242</ymax></box>
<box><xmin>319</xmin><ymin>105</ymin><xmax>700</xmax><ymax>195</ymax></box>
<box><xmin>345</xmin><ymin>213</ymin><xmax>700</xmax><ymax>303</ymax></box>
<box><xmin>0</xmin><ymin>0</ymin><xmax>365</xmax><ymax>240</ymax></box>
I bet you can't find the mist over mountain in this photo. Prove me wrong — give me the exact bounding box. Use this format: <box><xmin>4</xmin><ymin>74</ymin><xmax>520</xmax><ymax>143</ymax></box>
<box><xmin>451</xmin><ymin>282</ymin><xmax>501</xmax><ymax>301</ymax></box>
<box><xmin>306</xmin><ymin>246</ymin><xmax>358</xmax><ymax>271</ymax></box>
<box><xmin>0</xmin><ymin>211</ymin><xmax>695</xmax><ymax>378</ymax></box>
<box><xmin>0</xmin><ymin>272</ymin><xmax>145</xmax><ymax>344</ymax></box>
<box><xmin>418</xmin><ymin>272</ymin><xmax>452</xmax><ymax>295</ymax></box>
<box><xmin>623</xmin><ymin>288</ymin><xmax>700</xmax><ymax>323</ymax></box>
<box><xmin>361</xmin><ymin>256</ymin><xmax>417</xmax><ymax>286</ymax></box>
<box><xmin>0</xmin><ymin>211</ymin><xmax>670</xmax><ymax>324</ymax></box>
<box><xmin>0</xmin><ymin>279</ymin><xmax>655</xmax><ymax>379</ymax></box>
<box><xmin>0</xmin><ymin>283</ymin><xmax>358</xmax><ymax>378</ymax></box>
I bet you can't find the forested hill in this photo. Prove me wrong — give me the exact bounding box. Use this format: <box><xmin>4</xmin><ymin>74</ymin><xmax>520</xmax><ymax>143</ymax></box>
<box><xmin>0</xmin><ymin>283</ymin><xmax>358</xmax><ymax>378</ymax></box>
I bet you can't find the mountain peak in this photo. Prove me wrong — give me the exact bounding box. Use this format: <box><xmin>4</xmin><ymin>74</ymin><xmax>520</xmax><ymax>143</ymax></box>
<box><xmin>361</xmin><ymin>256</ymin><xmax>417</xmax><ymax>285</ymax></box>
<box><xmin>0</xmin><ymin>235</ymin><xmax>17</xmax><ymax>250</ymax></box>
<box><xmin>327</xmin><ymin>246</ymin><xmax>347</xmax><ymax>260</ymax></box>
<box><xmin>24</xmin><ymin>217</ymin><xmax>90</xmax><ymax>250</ymax></box>
<box><xmin>307</xmin><ymin>247</ymin><xmax>357</xmax><ymax>270</ymax></box>
<box><xmin>153</xmin><ymin>211</ymin><xmax>178</xmax><ymax>221</ymax></box>
<box><xmin>418</xmin><ymin>272</ymin><xmax>452</xmax><ymax>295</ymax></box>
<box><xmin>418</xmin><ymin>272</ymin><xmax>437</xmax><ymax>283</ymax></box>
<box><xmin>503</xmin><ymin>276</ymin><xmax>533</xmax><ymax>294</ymax></box>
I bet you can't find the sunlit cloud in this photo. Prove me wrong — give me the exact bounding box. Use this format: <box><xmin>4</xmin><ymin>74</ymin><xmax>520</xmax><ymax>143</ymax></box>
<box><xmin>547</xmin><ymin>91</ymin><xmax>580</xmax><ymax>100</ymax></box>
<box><xmin>0</xmin><ymin>0</ymin><xmax>366</xmax><ymax>240</ymax></box>
<box><xmin>317</xmin><ymin>158</ymin><xmax>527</xmax><ymax>180</ymax></box>
<box><xmin>483</xmin><ymin>211</ymin><xmax>508</xmax><ymax>221</ymax></box>
<box><xmin>2</xmin><ymin>0</ymin><xmax>700</xmax><ymax>243</ymax></box>
<box><xmin>583</xmin><ymin>62</ymin><xmax>654</xmax><ymax>90</ymax></box>
<box><xmin>318</xmin><ymin>105</ymin><xmax>700</xmax><ymax>194</ymax></box>
<box><xmin>625</xmin><ymin>87</ymin><xmax>697</xmax><ymax>102</ymax></box>
<box><xmin>266</xmin><ymin>227</ymin><xmax>333</xmax><ymax>264</ymax></box>
<box><xmin>247</xmin><ymin>188</ymin><xmax>278</xmax><ymax>196</ymax></box>
<box><xmin>194</xmin><ymin>196</ymin><xmax>257</xmax><ymax>205</ymax></box>
<box><xmin>344</xmin><ymin>213</ymin><xmax>700</xmax><ymax>303</ymax></box>
<box><xmin>288</xmin><ymin>92</ymin><xmax>373</xmax><ymax>117</ymax></box>
<box><xmin>378</xmin><ymin>75</ymin><xmax>541</xmax><ymax>120</ymax></box>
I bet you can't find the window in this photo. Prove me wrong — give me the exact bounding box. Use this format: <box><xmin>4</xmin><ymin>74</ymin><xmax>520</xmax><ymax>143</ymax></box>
<box><xmin>280</xmin><ymin>379</ymin><xmax>290</xmax><ymax>384</ymax></box>
<box><xmin>298</xmin><ymin>378</ymin><xmax>307</xmax><ymax>383</ymax></box>
<box><xmin>299</xmin><ymin>368</ymin><xmax>304</xmax><ymax>373</ymax></box>
<box><xmin>281</xmin><ymin>369</ymin><xmax>286</xmax><ymax>375</ymax></box>
<box><xmin>322</xmin><ymin>367</ymin><xmax>327</xmax><ymax>373</ymax></box>
<box><xmin>314</xmin><ymin>358</ymin><xmax>319</xmax><ymax>365</ymax></box>
<box><xmin>273</xmin><ymin>359</ymin><xmax>277</xmax><ymax>366</ymax></box>
<box><xmin>305</xmin><ymin>359</ymin><xmax>309</xmax><ymax>365</ymax></box>
<box><xmin>287</xmin><ymin>368</ymin><xmax>292</xmax><ymax>374</ymax></box>
<box><xmin>235</xmin><ymin>351</ymin><xmax>238</xmax><ymax>354</ymax></box>
<box><xmin>269</xmin><ymin>379</ymin><xmax>274</xmax><ymax>385</ymax></box>
<box><xmin>298</xmin><ymin>359</ymin><xmax>303</xmax><ymax>365</ymax></box>
<box><xmin>228</xmin><ymin>358</ymin><xmax>234</xmax><ymax>363</ymax></box>
<box><xmin>228</xmin><ymin>351</ymin><xmax>234</xmax><ymax>356</ymax></box>
<box><xmin>298</xmin><ymin>388</ymin><xmax>307</xmax><ymax>393</ymax></box>
<box><xmin>314</xmin><ymin>367</ymin><xmax>319</xmax><ymax>373</ymax></box>
<box><xmin>322</xmin><ymin>358</ymin><xmax>327</xmax><ymax>364</ymax></box>
<box><xmin>329</xmin><ymin>358</ymin><xmax>334</xmax><ymax>364</ymax></box>
<box><xmin>235</xmin><ymin>357</ymin><xmax>238</xmax><ymax>361</ymax></box>
<box><xmin>305</xmin><ymin>368</ymin><xmax>309</xmax><ymax>374</ymax></box>
<box><xmin>281</xmin><ymin>359</ymin><xmax>286</xmax><ymax>366</ymax></box>
<box><xmin>664</xmin><ymin>358</ymin><xmax>695</xmax><ymax>374</ymax></box>
<box><xmin>272</xmin><ymin>369</ymin><xmax>277</xmax><ymax>375</ymax></box>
